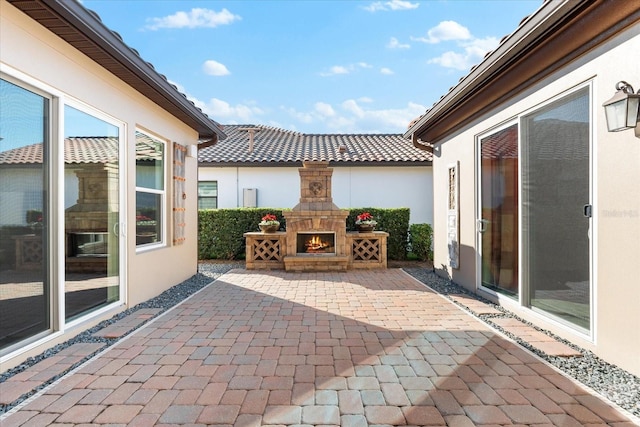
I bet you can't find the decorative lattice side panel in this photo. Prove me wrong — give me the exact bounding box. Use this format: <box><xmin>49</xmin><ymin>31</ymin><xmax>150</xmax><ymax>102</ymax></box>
<box><xmin>352</xmin><ymin>238</ymin><xmax>381</xmax><ymax>261</ymax></box>
<box><xmin>173</xmin><ymin>142</ymin><xmax>187</xmax><ymax>245</ymax></box>
<box><xmin>346</xmin><ymin>231</ymin><xmax>388</xmax><ymax>269</ymax></box>
<box><xmin>253</xmin><ymin>238</ymin><xmax>282</xmax><ymax>262</ymax></box>
<box><xmin>244</xmin><ymin>232</ymin><xmax>286</xmax><ymax>270</ymax></box>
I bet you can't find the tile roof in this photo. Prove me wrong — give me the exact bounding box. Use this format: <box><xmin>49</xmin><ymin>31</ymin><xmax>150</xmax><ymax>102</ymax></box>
<box><xmin>0</xmin><ymin>137</ymin><xmax>119</xmax><ymax>165</ymax></box>
<box><xmin>198</xmin><ymin>125</ymin><xmax>432</xmax><ymax>165</ymax></box>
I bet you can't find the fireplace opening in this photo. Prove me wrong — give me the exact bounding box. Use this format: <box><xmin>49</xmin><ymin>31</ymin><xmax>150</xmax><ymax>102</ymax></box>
<box><xmin>69</xmin><ymin>232</ymin><xmax>109</xmax><ymax>257</ymax></box>
<box><xmin>297</xmin><ymin>232</ymin><xmax>335</xmax><ymax>255</ymax></box>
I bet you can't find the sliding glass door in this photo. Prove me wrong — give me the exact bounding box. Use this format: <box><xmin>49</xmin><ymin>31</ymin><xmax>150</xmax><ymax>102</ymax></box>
<box><xmin>522</xmin><ymin>88</ymin><xmax>591</xmax><ymax>330</ymax></box>
<box><xmin>0</xmin><ymin>78</ymin><xmax>50</xmax><ymax>351</ymax></box>
<box><xmin>477</xmin><ymin>87</ymin><xmax>591</xmax><ymax>332</ymax></box>
<box><xmin>478</xmin><ymin>124</ymin><xmax>519</xmax><ymax>298</ymax></box>
<box><xmin>64</xmin><ymin>105</ymin><xmax>121</xmax><ymax>321</ymax></box>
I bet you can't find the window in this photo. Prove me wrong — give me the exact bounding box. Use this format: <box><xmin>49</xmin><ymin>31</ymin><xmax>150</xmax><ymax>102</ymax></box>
<box><xmin>198</xmin><ymin>181</ymin><xmax>218</xmax><ymax>209</ymax></box>
<box><xmin>136</xmin><ymin>130</ymin><xmax>165</xmax><ymax>246</ymax></box>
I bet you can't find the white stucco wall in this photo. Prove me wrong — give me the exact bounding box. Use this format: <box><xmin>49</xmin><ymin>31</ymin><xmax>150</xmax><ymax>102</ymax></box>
<box><xmin>1</xmin><ymin>0</ymin><xmax>203</xmax><ymax>366</ymax></box>
<box><xmin>431</xmin><ymin>24</ymin><xmax>640</xmax><ymax>376</ymax></box>
<box><xmin>199</xmin><ymin>165</ymin><xmax>433</xmax><ymax>225</ymax></box>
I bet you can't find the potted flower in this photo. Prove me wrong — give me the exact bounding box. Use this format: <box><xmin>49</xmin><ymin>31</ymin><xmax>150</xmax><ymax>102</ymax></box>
<box><xmin>136</xmin><ymin>214</ymin><xmax>158</xmax><ymax>244</ymax></box>
<box><xmin>355</xmin><ymin>212</ymin><xmax>377</xmax><ymax>232</ymax></box>
<box><xmin>259</xmin><ymin>213</ymin><xmax>280</xmax><ymax>233</ymax></box>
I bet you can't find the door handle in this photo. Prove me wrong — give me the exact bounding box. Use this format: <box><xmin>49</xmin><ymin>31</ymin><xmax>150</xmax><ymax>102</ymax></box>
<box><xmin>477</xmin><ymin>219</ymin><xmax>489</xmax><ymax>233</ymax></box>
<box><xmin>583</xmin><ymin>204</ymin><xmax>592</xmax><ymax>218</ymax></box>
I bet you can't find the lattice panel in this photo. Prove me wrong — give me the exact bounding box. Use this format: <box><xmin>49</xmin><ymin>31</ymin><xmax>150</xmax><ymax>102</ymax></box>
<box><xmin>352</xmin><ymin>238</ymin><xmax>381</xmax><ymax>261</ymax></box>
<box><xmin>20</xmin><ymin>238</ymin><xmax>43</xmax><ymax>264</ymax></box>
<box><xmin>252</xmin><ymin>238</ymin><xmax>282</xmax><ymax>261</ymax></box>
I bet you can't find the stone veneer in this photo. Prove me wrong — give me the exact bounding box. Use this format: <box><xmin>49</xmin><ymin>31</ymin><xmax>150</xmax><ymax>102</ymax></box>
<box><xmin>282</xmin><ymin>161</ymin><xmax>350</xmax><ymax>271</ymax></box>
<box><xmin>244</xmin><ymin>161</ymin><xmax>387</xmax><ymax>271</ymax></box>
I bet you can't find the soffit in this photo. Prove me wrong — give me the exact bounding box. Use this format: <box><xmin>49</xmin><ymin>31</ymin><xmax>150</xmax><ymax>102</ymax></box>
<box><xmin>7</xmin><ymin>0</ymin><xmax>226</xmax><ymax>142</ymax></box>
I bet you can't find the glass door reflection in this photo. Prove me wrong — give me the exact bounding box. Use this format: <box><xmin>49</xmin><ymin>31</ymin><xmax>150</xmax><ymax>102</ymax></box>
<box><xmin>479</xmin><ymin>124</ymin><xmax>519</xmax><ymax>298</ymax></box>
<box><xmin>64</xmin><ymin>106</ymin><xmax>120</xmax><ymax>321</ymax></box>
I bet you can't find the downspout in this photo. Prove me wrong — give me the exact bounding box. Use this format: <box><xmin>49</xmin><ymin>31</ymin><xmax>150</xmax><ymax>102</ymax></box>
<box><xmin>412</xmin><ymin>133</ymin><xmax>434</xmax><ymax>153</ymax></box>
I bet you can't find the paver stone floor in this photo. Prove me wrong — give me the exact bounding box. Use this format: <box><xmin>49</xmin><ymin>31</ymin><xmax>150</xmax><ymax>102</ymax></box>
<box><xmin>1</xmin><ymin>269</ymin><xmax>636</xmax><ymax>426</ymax></box>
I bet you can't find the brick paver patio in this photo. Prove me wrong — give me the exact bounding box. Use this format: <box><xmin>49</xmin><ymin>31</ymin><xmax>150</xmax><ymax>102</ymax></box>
<box><xmin>1</xmin><ymin>269</ymin><xmax>636</xmax><ymax>426</ymax></box>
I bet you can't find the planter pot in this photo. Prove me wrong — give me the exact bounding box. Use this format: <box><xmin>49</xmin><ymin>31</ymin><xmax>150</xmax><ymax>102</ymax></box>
<box><xmin>356</xmin><ymin>224</ymin><xmax>375</xmax><ymax>233</ymax></box>
<box><xmin>259</xmin><ymin>224</ymin><xmax>279</xmax><ymax>233</ymax></box>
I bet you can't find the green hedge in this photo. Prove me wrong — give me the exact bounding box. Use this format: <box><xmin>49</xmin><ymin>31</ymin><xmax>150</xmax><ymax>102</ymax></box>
<box><xmin>346</xmin><ymin>208</ymin><xmax>410</xmax><ymax>260</ymax></box>
<box><xmin>409</xmin><ymin>223</ymin><xmax>433</xmax><ymax>261</ymax></box>
<box><xmin>198</xmin><ymin>207</ymin><xmax>411</xmax><ymax>260</ymax></box>
<box><xmin>198</xmin><ymin>208</ymin><xmax>286</xmax><ymax>260</ymax></box>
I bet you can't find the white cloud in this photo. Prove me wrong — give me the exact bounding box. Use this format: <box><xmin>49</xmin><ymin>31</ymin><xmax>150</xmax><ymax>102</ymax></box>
<box><xmin>411</xmin><ymin>20</ymin><xmax>471</xmax><ymax>44</ymax></box>
<box><xmin>387</xmin><ymin>37</ymin><xmax>410</xmax><ymax>49</ymax></box>
<box><xmin>202</xmin><ymin>60</ymin><xmax>230</xmax><ymax>76</ymax></box>
<box><xmin>144</xmin><ymin>8</ymin><xmax>240</xmax><ymax>30</ymax></box>
<box><xmin>363</xmin><ymin>0</ymin><xmax>419</xmax><ymax>12</ymax></box>
<box><xmin>410</xmin><ymin>21</ymin><xmax>499</xmax><ymax>71</ymax></box>
<box><xmin>314</xmin><ymin>102</ymin><xmax>335</xmax><ymax>117</ymax></box>
<box><xmin>342</xmin><ymin>99</ymin><xmax>365</xmax><ymax>118</ymax></box>
<box><xmin>320</xmin><ymin>65</ymin><xmax>351</xmax><ymax>76</ymax></box>
<box><xmin>320</xmin><ymin>63</ymin><xmax>372</xmax><ymax>77</ymax></box>
<box><xmin>284</xmin><ymin>99</ymin><xmax>426</xmax><ymax>133</ymax></box>
<box><xmin>205</xmin><ymin>98</ymin><xmax>264</xmax><ymax>122</ymax></box>
<box><xmin>380</xmin><ymin>67</ymin><xmax>394</xmax><ymax>75</ymax></box>
<box><xmin>428</xmin><ymin>36</ymin><xmax>499</xmax><ymax>70</ymax></box>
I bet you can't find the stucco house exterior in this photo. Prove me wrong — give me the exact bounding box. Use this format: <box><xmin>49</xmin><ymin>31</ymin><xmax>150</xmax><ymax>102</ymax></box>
<box><xmin>405</xmin><ymin>0</ymin><xmax>640</xmax><ymax>376</ymax></box>
<box><xmin>0</xmin><ymin>0</ymin><xmax>225</xmax><ymax>369</ymax></box>
<box><xmin>198</xmin><ymin>124</ymin><xmax>433</xmax><ymax>225</ymax></box>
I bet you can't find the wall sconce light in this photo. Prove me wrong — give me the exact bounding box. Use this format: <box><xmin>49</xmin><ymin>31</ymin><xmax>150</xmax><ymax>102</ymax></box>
<box><xmin>603</xmin><ymin>81</ymin><xmax>640</xmax><ymax>132</ymax></box>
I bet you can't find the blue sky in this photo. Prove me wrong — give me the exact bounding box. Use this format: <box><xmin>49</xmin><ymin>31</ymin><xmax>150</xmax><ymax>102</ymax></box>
<box><xmin>83</xmin><ymin>0</ymin><xmax>541</xmax><ymax>134</ymax></box>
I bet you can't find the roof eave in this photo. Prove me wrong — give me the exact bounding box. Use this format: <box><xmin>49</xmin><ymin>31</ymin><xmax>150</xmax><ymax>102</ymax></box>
<box><xmin>404</xmin><ymin>0</ymin><xmax>640</xmax><ymax>144</ymax></box>
<box><xmin>9</xmin><ymin>0</ymin><xmax>227</xmax><ymax>142</ymax></box>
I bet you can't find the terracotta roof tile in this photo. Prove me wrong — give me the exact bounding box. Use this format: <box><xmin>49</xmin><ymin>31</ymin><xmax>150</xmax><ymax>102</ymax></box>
<box><xmin>199</xmin><ymin>125</ymin><xmax>432</xmax><ymax>165</ymax></box>
<box><xmin>0</xmin><ymin>137</ymin><xmax>119</xmax><ymax>165</ymax></box>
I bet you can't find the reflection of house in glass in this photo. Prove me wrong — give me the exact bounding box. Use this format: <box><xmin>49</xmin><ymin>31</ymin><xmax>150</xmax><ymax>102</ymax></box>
<box><xmin>1</xmin><ymin>137</ymin><xmax>119</xmax><ymax>273</ymax></box>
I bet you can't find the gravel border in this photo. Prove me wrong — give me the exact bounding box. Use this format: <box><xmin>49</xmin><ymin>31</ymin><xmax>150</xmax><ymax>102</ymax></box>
<box><xmin>404</xmin><ymin>268</ymin><xmax>640</xmax><ymax>418</ymax></box>
<box><xmin>1</xmin><ymin>263</ymin><xmax>638</xmax><ymax>420</ymax></box>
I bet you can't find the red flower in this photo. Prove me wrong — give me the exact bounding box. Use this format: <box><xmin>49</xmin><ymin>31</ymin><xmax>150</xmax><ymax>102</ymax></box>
<box><xmin>356</xmin><ymin>212</ymin><xmax>373</xmax><ymax>222</ymax></box>
<box><xmin>261</xmin><ymin>214</ymin><xmax>278</xmax><ymax>222</ymax></box>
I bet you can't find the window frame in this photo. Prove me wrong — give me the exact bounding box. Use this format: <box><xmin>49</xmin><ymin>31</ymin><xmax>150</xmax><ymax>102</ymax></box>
<box><xmin>135</xmin><ymin>129</ymin><xmax>168</xmax><ymax>250</ymax></box>
<box><xmin>198</xmin><ymin>180</ymin><xmax>218</xmax><ymax>209</ymax></box>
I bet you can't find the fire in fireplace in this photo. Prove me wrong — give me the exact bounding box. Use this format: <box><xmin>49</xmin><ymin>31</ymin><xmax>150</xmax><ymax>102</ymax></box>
<box><xmin>297</xmin><ymin>232</ymin><xmax>335</xmax><ymax>255</ymax></box>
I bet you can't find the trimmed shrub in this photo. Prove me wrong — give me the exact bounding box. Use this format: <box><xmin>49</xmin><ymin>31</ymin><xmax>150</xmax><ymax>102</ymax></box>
<box><xmin>198</xmin><ymin>207</ymin><xmax>411</xmax><ymax>261</ymax></box>
<box><xmin>409</xmin><ymin>223</ymin><xmax>433</xmax><ymax>261</ymax></box>
<box><xmin>198</xmin><ymin>208</ymin><xmax>286</xmax><ymax>260</ymax></box>
<box><xmin>347</xmin><ymin>208</ymin><xmax>410</xmax><ymax>260</ymax></box>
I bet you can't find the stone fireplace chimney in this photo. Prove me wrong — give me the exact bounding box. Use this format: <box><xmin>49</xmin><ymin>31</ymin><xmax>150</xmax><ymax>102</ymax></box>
<box><xmin>283</xmin><ymin>161</ymin><xmax>350</xmax><ymax>271</ymax></box>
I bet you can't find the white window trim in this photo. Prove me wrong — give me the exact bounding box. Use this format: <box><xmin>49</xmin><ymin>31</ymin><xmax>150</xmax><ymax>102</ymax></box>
<box><xmin>135</xmin><ymin>129</ymin><xmax>168</xmax><ymax>251</ymax></box>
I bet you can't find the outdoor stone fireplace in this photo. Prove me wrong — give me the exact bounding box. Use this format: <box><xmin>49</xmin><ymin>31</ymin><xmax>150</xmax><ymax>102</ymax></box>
<box><xmin>244</xmin><ymin>161</ymin><xmax>388</xmax><ymax>271</ymax></box>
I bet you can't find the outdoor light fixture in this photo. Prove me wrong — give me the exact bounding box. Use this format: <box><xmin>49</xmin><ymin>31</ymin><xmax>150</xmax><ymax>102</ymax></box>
<box><xmin>603</xmin><ymin>81</ymin><xmax>640</xmax><ymax>132</ymax></box>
